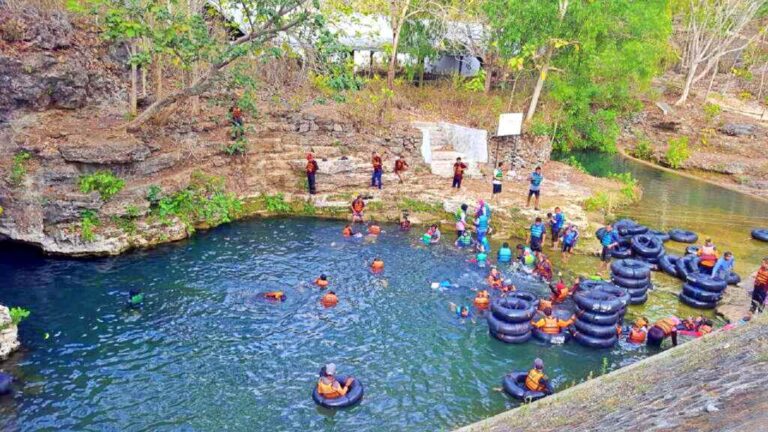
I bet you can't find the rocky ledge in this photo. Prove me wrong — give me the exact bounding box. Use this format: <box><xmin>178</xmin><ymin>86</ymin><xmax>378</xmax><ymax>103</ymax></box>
<box><xmin>0</xmin><ymin>306</ymin><xmax>20</xmax><ymax>361</ymax></box>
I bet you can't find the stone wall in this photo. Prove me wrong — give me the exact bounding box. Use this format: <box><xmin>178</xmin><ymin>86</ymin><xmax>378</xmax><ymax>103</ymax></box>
<box><xmin>0</xmin><ymin>306</ymin><xmax>20</xmax><ymax>361</ymax></box>
<box><xmin>491</xmin><ymin>133</ymin><xmax>553</xmax><ymax>171</ymax></box>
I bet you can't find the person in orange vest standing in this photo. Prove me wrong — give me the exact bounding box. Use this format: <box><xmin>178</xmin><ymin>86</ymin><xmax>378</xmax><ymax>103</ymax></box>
<box><xmin>371</xmin><ymin>151</ymin><xmax>383</xmax><ymax>190</ymax></box>
<box><xmin>306</xmin><ymin>153</ymin><xmax>319</xmax><ymax>195</ymax></box>
<box><xmin>750</xmin><ymin>257</ymin><xmax>768</xmax><ymax>314</ymax></box>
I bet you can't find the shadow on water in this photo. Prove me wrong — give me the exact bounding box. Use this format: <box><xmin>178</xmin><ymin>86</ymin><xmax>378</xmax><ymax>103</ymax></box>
<box><xmin>1</xmin><ymin>218</ymin><xmax>663</xmax><ymax>432</ymax></box>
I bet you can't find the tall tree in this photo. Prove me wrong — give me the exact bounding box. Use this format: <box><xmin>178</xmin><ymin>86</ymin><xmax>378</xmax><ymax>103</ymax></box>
<box><xmin>675</xmin><ymin>0</ymin><xmax>767</xmax><ymax>105</ymax></box>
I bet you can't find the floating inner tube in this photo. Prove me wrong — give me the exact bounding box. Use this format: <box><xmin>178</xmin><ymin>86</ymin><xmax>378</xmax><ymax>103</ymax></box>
<box><xmin>574</xmin><ymin>318</ymin><xmax>619</xmax><ymax>338</ymax></box>
<box><xmin>576</xmin><ymin>309</ymin><xmax>622</xmax><ymax>325</ymax></box>
<box><xmin>502</xmin><ymin>371</ymin><xmax>553</xmax><ymax>402</ymax></box>
<box><xmin>312</xmin><ymin>375</ymin><xmax>364</xmax><ymax>409</ymax></box>
<box><xmin>630</xmin><ymin>234</ymin><xmax>663</xmax><ymax>258</ymax></box>
<box><xmin>658</xmin><ymin>254</ymin><xmax>680</xmax><ymax>277</ymax></box>
<box><xmin>573</xmin><ymin>285</ymin><xmax>629</xmax><ymax>314</ymax></box>
<box><xmin>491</xmin><ymin>329</ymin><xmax>532</xmax><ymax>344</ymax></box>
<box><xmin>726</xmin><ymin>272</ymin><xmax>741</xmax><ymax>286</ymax></box>
<box><xmin>490</xmin><ymin>298</ymin><xmax>536</xmax><ymax>323</ymax></box>
<box><xmin>648</xmin><ymin>230</ymin><xmax>671</xmax><ymax>242</ymax></box>
<box><xmin>0</xmin><ymin>373</ymin><xmax>11</xmax><ymax>395</ymax></box>
<box><xmin>507</xmin><ymin>291</ymin><xmax>538</xmax><ymax>304</ymax></box>
<box><xmin>686</xmin><ymin>274</ymin><xmax>727</xmax><ymax>293</ymax></box>
<box><xmin>685</xmin><ymin>245</ymin><xmax>700</xmax><ymax>256</ymax></box>
<box><xmin>611</xmin><ymin>274</ymin><xmax>651</xmax><ymax>289</ymax></box>
<box><xmin>682</xmin><ymin>284</ymin><xmax>722</xmax><ymax>303</ymax></box>
<box><xmin>488</xmin><ymin>313</ymin><xmax>532</xmax><ymax>336</ymax></box>
<box><xmin>751</xmin><ymin>229</ymin><xmax>768</xmax><ymax>242</ymax></box>
<box><xmin>678</xmin><ymin>292</ymin><xmax>717</xmax><ymax>309</ymax></box>
<box><xmin>532</xmin><ymin>327</ymin><xmax>572</xmax><ymax>344</ymax></box>
<box><xmin>573</xmin><ymin>331</ymin><xmax>618</xmax><ymax>349</ymax></box>
<box><xmin>628</xmin><ymin>291</ymin><xmax>649</xmax><ymax>305</ymax></box>
<box><xmin>611</xmin><ymin>259</ymin><xmax>651</xmax><ymax>280</ymax></box>
<box><xmin>669</xmin><ymin>229</ymin><xmax>698</xmax><ymax>244</ymax></box>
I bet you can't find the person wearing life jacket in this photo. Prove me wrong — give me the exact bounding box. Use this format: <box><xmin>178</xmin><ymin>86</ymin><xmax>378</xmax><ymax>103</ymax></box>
<box><xmin>560</xmin><ymin>224</ymin><xmax>579</xmax><ymax>263</ymax></box>
<box><xmin>474</xmin><ymin>290</ymin><xmax>490</xmax><ymax>308</ymax></box>
<box><xmin>524</xmin><ymin>358</ymin><xmax>551</xmax><ymax>394</ymax></box>
<box><xmin>315</xmin><ymin>274</ymin><xmax>329</xmax><ymax>288</ymax></box>
<box><xmin>498</xmin><ymin>242</ymin><xmax>513</xmax><ymax>264</ymax></box>
<box><xmin>532</xmin><ymin>307</ymin><xmax>573</xmax><ymax>335</ymax></box>
<box><xmin>548</xmin><ymin>207</ymin><xmax>566</xmax><ymax>249</ymax></box>
<box><xmin>534</xmin><ymin>252</ymin><xmax>553</xmax><ymax>281</ymax></box>
<box><xmin>549</xmin><ymin>279</ymin><xmax>569</xmax><ymax>303</ymax></box>
<box><xmin>538</xmin><ymin>298</ymin><xmax>553</xmax><ymax>312</ymax></box>
<box><xmin>127</xmin><ymin>289</ymin><xmax>144</xmax><ymax>308</ymax></box>
<box><xmin>321</xmin><ymin>291</ymin><xmax>338</xmax><ymax>307</ymax></box>
<box><xmin>527</xmin><ymin>217</ymin><xmax>547</xmax><ymax>252</ymax></box>
<box><xmin>526</xmin><ymin>166</ymin><xmax>544</xmax><ymax>211</ymax></box>
<box><xmin>350</xmin><ymin>195</ymin><xmax>365</xmax><ymax>223</ymax></box>
<box><xmin>697</xmin><ymin>238</ymin><xmax>719</xmax><ymax>272</ymax></box>
<box><xmin>264</xmin><ymin>291</ymin><xmax>286</xmax><ymax>302</ymax></box>
<box><xmin>627</xmin><ymin>317</ymin><xmax>649</xmax><ymax>344</ymax></box>
<box><xmin>475</xmin><ymin>212</ymin><xmax>490</xmax><ymax>244</ymax></box>
<box><xmin>455</xmin><ymin>231</ymin><xmax>473</xmax><ymax>248</ymax></box>
<box><xmin>305</xmin><ymin>153</ymin><xmax>319</xmax><ymax>195</ymax></box>
<box><xmin>317</xmin><ymin>363</ymin><xmax>354</xmax><ymax>399</ymax></box>
<box><xmin>455</xmin><ymin>204</ymin><xmax>468</xmax><ymax>238</ymax></box>
<box><xmin>696</xmin><ymin>318</ymin><xmax>713</xmax><ymax>335</ymax></box>
<box><xmin>475</xmin><ymin>249</ymin><xmax>489</xmax><ymax>268</ymax></box>
<box><xmin>427</xmin><ymin>224</ymin><xmax>441</xmax><ymax>244</ymax></box>
<box><xmin>487</xmin><ymin>267</ymin><xmax>503</xmax><ymax>289</ymax></box>
<box><xmin>371</xmin><ymin>258</ymin><xmax>384</xmax><ymax>272</ymax></box>
<box><xmin>750</xmin><ymin>257</ymin><xmax>768</xmax><ymax>314</ymax></box>
<box><xmin>515</xmin><ymin>244</ymin><xmax>536</xmax><ymax>270</ymax></box>
<box><xmin>400</xmin><ymin>210</ymin><xmax>411</xmax><ymax>231</ymax></box>
<box><xmin>342</xmin><ymin>224</ymin><xmax>354</xmax><ymax>237</ymax></box>
<box><xmin>647</xmin><ymin>316</ymin><xmax>680</xmax><ymax>348</ymax></box>
<box><xmin>368</xmin><ymin>223</ymin><xmax>381</xmax><ymax>236</ymax></box>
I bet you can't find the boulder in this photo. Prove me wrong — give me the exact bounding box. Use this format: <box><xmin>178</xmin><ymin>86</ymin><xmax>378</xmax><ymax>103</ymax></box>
<box><xmin>718</xmin><ymin>123</ymin><xmax>757</xmax><ymax>137</ymax></box>
<box><xmin>59</xmin><ymin>138</ymin><xmax>151</xmax><ymax>164</ymax></box>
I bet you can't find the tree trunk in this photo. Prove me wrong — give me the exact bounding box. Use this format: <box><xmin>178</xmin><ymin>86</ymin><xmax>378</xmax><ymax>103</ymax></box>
<box><xmin>526</xmin><ymin>46</ymin><xmax>552</xmax><ymax>121</ymax></box>
<box><xmin>418</xmin><ymin>56</ymin><xmax>425</xmax><ymax>87</ymax></box>
<box><xmin>705</xmin><ymin>57</ymin><xmax>719</xmax><ymax>100</ymax></box>
<box><xmin>155</xmin><ymin>54</ymin><xmax>163</xmax><ymax>98</ymax></box>
<box><xmin>507</xmin><ymin>72</ymin><xmax>519</xmax><ymax>111</ymax></box>
<box><xmin>387</xmin><ymin>25</ymin><xmax>402</xmax><ymax>90</ymax></box>
<box><xmin>758</xmin><ymin>60</ymin><xmax>768</xmax><ymax>100</ymax></box>
<box><xmin>130</xmin><ymin>60</ymin><xmax>138</xmax><ymax>117</ymax></box>
<box><xmin>141</xmin><ymin>67</ymin><xmax>147</xmax><ymax>98</ymax></box>
<box><xmin>676</xmin><ymin>61</ymin><xmax>699</xmax><ymax>106</ymax></box>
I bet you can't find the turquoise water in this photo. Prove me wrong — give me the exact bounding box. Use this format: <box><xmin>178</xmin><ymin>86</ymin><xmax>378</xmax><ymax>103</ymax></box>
<box><xmin>1</xmin><ymin>218</ymin><xmax>652</xmax><ymax>432</ymax></box>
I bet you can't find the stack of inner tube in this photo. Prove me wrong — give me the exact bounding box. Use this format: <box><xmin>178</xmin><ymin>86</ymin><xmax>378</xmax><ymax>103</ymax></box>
<box><xmin>679</xmin><ymin>273</ymin><xmax>728</xmax><ymax>309</ymax></box>
<box><xmin>611</xmin><ymin>238</ymin><xmax>633</xmax><ymax>259</ymax></box>
<box><xmin>630</xmin><ymin>234</ymin><xmax>665</xmax><ymax>266</ymax></box>
<box><xmin>572</xmin><ymin>282</ymin><xmax>629</xmax><ymax>349</ymax></box>
<box><xmin>658</xmin><ymin>254</ymin><xmax>680</xmax><ymax>277</ymax></box>
<box><xmin>488</xmin><ymin>296</ymin><xmax>535</xmax><ymax>344</ymax></box>
<box><xmin>611</xmin><ymin>259</ymin><xmax>652</xmax><ymax>305</ymax></box>
<box><xmin>669</xmin><ymin>229</ymin><xmax>698</xmax><ymax>244</ymax></box>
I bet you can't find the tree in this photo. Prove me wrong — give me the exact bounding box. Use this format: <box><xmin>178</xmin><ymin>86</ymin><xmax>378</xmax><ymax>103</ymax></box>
<box><xmin>675</xmin><ymin>0</ymin><xmax>767</xmax><ymax>105</ymax></box>
<box><xmin>400</xmin><ymin>19</ymin><xmax>439</xmax><ymax>86</ymax></box>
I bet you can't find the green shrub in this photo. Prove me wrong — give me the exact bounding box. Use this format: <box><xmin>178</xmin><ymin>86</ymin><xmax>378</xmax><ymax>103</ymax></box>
<box><xmin>264</xmin><ymin>193</ymin><xmax>291</xmax><ymax>213</ymax></box>
<box><xmin>223</xmin><ymin>138</ymin><xmax>248</xmax><ymax>156</ymax></box>
<box><xmin>584</xmin><ymin>192</ymin><xmax>610</xmax><ymax>212</ymax></box>
<box><xmin>80</xmin><ymin>209</ymin><xmax>99</xmax><ymax>242</ymax></box>
<box><xmin>9</xmin><ymin>151</ymin><xmax>31</xmax><ymax>186</ymax></box>
<box><xmin>9</xmin><ymin>307</ymin><xmax>30</xmax><ymax>326</ymax></box>
<box><xmin>608</xmin><ymin>172</ymin><xmax>640</xmax><ymax>201</ymax></box>
<box><xmin>565</xmin><ymin>156</ymin><xmax>587</xmax><ymax>173</ymax></box>
<box><xmin>79</xmin><ymin>171</ymin><xmax>125</xmax><ymax>201</ymax></box>
<box><xmin>301</xmin><ymin>200</ymin><xmax>317</xmax><ymax>215</ymax></box>
<box><xmin>146</xmin><ymin>185</ymin><xmax>162</xmax><ymax>204</ymax></box>
<box><xmin>463</xmin><ymin>69</ymin><xmax>486</xmax><ymax>92</ymax></box>
<box><xmin>665</xmin><ymin>136</ymin><xmax>690</xmax><ymax>169</ymax></box>
<box><xmin>632</xmin><ymin>136</ymin><xmax>654</xmax><ymax>161</ymax></box>
<box><xmin>703</xmin><ymin>103</ymin><xmax>721</xmax><ymax>122</ymax></box>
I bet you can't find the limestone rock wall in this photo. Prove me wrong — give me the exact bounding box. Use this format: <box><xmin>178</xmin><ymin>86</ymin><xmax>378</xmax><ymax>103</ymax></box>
<box><xmin>0</xmin><ymin>306</ymin><xmax>20</xmax><ymax>361</ymax></box>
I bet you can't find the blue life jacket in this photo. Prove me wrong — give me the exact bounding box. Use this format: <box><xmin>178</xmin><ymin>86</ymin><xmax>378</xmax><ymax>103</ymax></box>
<box><xmin>477</xmin><ymin>215</ymin><xmax>489</xmax><ymax>231</ymax></box>
<box><xmin>458</xmin><ymin>234</ymin><xmax>472</xmax><ymax>247</ymax></box>
<box><xmin>498</xmin><ymin>247</ymin><xmax>512</xmax><ymax>263</ymax></box>
<box><xmin>563</xmin><ymin>230</ymin><xmax>578</xmax><ymax>245</ymax></box>
<box><xmin>530</xmin><ymin>172</ymin><xmax>543</xmax><ymax>188</ymax></box>
<box><xmin>553</xmin><ymin>213</ymin><xmax>565</xmax><ymax>230</ymax></box>
<box><xmin>530</xmin><ymin>223</ymin><xmax>545</xmax><ymax>239</ymax></box>
<box><xmin>600</xmin><ymin>230</ymin><xmax>618</xmax><ymax>247</ymax></box>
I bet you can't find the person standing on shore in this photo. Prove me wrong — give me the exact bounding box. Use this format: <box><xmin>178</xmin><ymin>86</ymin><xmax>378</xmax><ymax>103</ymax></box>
<box><xmin>750</xmin><ymin>257</ymin><xmax>768</xmax><ymax>314</ymax></box>
<box><xmin>306</xmin><ymin>153</ymin><xmax>319</xmax><ymax>195</ymax></box>
<box><xmin>452</xmin><ymin>157</ymin><xmax>468</xmax><ymax>190</ymax></box>
<box><xmin>598</xmin><ymin>224</ymin><xmax>620</xmax><ymax>273</ymax></box>
<box><xmin>394</xmin><ymin>155</ymin><xmax>409</xmax><ymax>184</ymax></box>
<box><xmin>371</xmin><ymin>151</ymin><xmax>383</xmax><ymax>190</ymax></box>
<box><xmin>492</xmin><ymin>162</ymin><xmax>504</xmax><ymax>202</ymax></box>
<box><xmin>527</xmin><ymin>166</ymin><xmax>543</xmax><ymax>210</ymax></box>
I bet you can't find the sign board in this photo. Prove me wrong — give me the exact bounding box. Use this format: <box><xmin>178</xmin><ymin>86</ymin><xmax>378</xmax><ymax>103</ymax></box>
<box><xmin>497</xmin><ymin>113</ymin><xmax>523</xmax><ymax>137</ymax></box>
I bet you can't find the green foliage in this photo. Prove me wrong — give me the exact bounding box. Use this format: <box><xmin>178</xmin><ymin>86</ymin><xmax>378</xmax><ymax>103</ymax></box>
<box><xmin>608</xmin><ymin>172</ymin><xmax>640</xmax><ymax>201</ymax></box>
<box><xmin>632</xmin><ymin>135</ymin><xmax>654</xmax><ymax>161</ymax></box>
<box><xmin>223</xmin><ymin>137</ymin><xmax>248</xmax><ymax>156</ymax></box>
<box><xmin>146</xmin><ymin>185</ymin><xmax>161</xmax><ymax>204</ymax></box>
<box><xmin>9</xmin><ymin>151</ymin><xmax>31</xmax><ymax>187</ymax></box>
<box><xmin>401</xmin><ymin>19</ymin><xmax>439</xmax><ymax>83</ymax></box>
<box><xmin>665</xmin><ymin>136</ymin><xmax>690</xmax><ymax>169</ymax></box>
<box><xmin>79</xmin><ymin>171</ymin><xmax>125</xmax><ymax>201</ymax></box>
<box><xmin>301</xmin><ymin>200</ymin><xmax>317</xmax><ymax>215</ymax></box>
<box><xmin>399</xmin><ymin>198</ymin><xmax>443</xmax><ymax>213</ymax></box>
<box><xmin>584</xmin><ymin>192</ymin><xmax>610</xmax><ymax>212</ymax></box>
<box><xmin>310</xmin><ymin>30</ymin><xmax>363</xmax><ymax>94</ymax></box>
<box><xmin>530</xmin><ymin>119</ymin><xmax>552</xmax><ymax>137</ymax></box>
<box><xmin>463</xmin><ymin>69</ymin><xmax>486</xmax><ymax>92</ymax></box>
<box><xmin>151</xmin><ymin>171</ymin><xmax>242</xmax><ymax>232</ymax></box>
<box><xmin>703</xmin><ymin>103</ymin><xmax>722</xmax><ymax>122</ymax></box>
<box><xmin>564</xmin><ymin>156</ymin><xmax>587</xmax><ymax>173</ymax></box>
<box><xmin>80</xmin><ymin>209</ymin><xmax>99</xmax><ymax>242</ymax></box>
<box><xmin>9</xmin><ymin>307</ymin><xmax>30</xmax><ymax>326</ymax></box>
<box><xmin>264</xmin><ymin>193</ymin><xmax>291</xmax><ymax>213</ymax></box>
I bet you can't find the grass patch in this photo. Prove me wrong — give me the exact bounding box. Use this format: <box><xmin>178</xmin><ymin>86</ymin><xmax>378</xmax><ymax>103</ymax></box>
<box><xmin>399</xmin><ymin>198</ymin><xmax>442</xmax><ymax>213</ymax></box>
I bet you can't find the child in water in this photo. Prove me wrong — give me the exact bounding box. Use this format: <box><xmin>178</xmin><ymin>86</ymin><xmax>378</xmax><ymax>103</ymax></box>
<box><xmin>423</xmin><ymin>224</ymin><xmax>441</xmax><ymax>245</ymax></box>
<box><xmin>400</xmin><ymin>210</ymin><xmax>411</xmax><ymax>231</ymax></box>
<box><xmin>127</xmin><ymin>289</ymin><xmax>144</xmax><ymax>308</ymax></box>
<box><xmin>449</xmin><ymin>302</ymin><xmax>472</xmax><ymax>319</ymax></box>
<box><xmin>315</xmin><ymin>274</ymin><xmax>329</xmax><ymax>288</ymax></box>
<box><xmin>371</xmin><ymin>258</ymin><xmax>385</xmax><ymax>272</ymax></box>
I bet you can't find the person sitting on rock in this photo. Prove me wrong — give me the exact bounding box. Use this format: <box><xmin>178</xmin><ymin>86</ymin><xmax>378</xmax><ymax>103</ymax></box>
<box><xmin>532</xmin><ymin>307</ymin><xmax>573</xmax><ymax>335</ymax></box>
<box><xmin>524</xmin><ymin>358</ymin><xmax>551</xmax><ymax>394</ymax></box>
<box><xmin>317</xmin><ymin>363</ymin><xmax>354</xmax><ymax>399</ymax></box>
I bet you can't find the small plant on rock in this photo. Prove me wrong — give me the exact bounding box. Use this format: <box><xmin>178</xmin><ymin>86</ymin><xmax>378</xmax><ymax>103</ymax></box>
<box><xmin>9</xmin><ymin>151</ymin><xmax>31</xmax><ymax>186</ymax></box>
<box><xmin>80</xmin><ymin>210</ymin><xmax>99</xmax><ymax>242</ymax></box>
<box><xmin>632</xmin><ymin>135</ymin><xmax>654</xmax><ymax>161</ymax></box>
<box><xmin>9</xmin><ymin>307</ymin><xmax>30</xmax><ymax>326</ymax></box>
<box><xmin>264</xmin><ymin>193</ymin><xmax>291</xmax><ymax>213</ymax></box>
<box><xmin>223</xmin><ymin>137</ymin><xmax>248</xmax><ymax>156</ymax></box>
<box><xmin>665</xmin><ymin>136</ymin><xmax>690</xmax><ymax>169</ymax></box>
<box><xmin>79</xmin><ymin>171</ymin><xmax>125</xmax><ymax>201</ymax></box>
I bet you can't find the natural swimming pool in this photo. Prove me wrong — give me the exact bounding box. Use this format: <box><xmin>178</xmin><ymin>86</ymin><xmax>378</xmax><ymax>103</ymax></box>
<box><xmin>2</xmin><ymin>218</ymin><xmax>660</xmax><ymax>432</ymax></box>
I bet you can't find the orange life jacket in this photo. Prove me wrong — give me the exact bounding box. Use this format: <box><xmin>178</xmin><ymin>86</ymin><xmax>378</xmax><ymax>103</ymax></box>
<box><xmin>352</xmin><ymin>200</ymin><xmax>364</xmax><ymax>212</ymax></box>
<box><xmin>474</xmin><ymin>291</ymin><xmax>490</xmax><ymax>306</ymax></box>
<box><xmin>756</xmin><ymin>267</ymin><xmax>768</xmax><ymax>287</ymax></box>
<box><xmin>369</xmin><ymin>225</ymin><xmax>381</xmax><ymax>235</ymax></box>
<box><xmin>488</xmin><ymin>274</ymin><xmax>502</xmax><ymax>288</ymax></box>
<box><xmin>371</xmin><ymin>260</ymin><xmax>384</xmax><ymax>271</ymax></box>
<box><xmin>698</xmin><ymin>245</ymin><xmax>718</xmax><ymax>267</ymax></box>
<box><xmin>698</xmin><ymin>324</ymin><xmax>712</xmax><ymax>335</ymax></box>
<box><xmin>536</xmin><ymin>316</ymin><xmax>563</xmax><ymax>335</ymax></box>
<box><xmin>316</xmin><ymin>279</ymin><xmax>329</xmax><ymax>288</ymax></box>
<box><xmin>654</xmin><ymin>318</ymin><xmax>676</xmax><ymax>336</ymax></box>
<box><xmin>317</xmin><ymin>378</ymin><xmax>345</xmax><ymax>398</ymax></box>
<box><xmin>552</xmin><ymin>287</ymin><xmax>569</xmax><ymax>302</ymax></box>
<box><xmin>525</xmin><ymin>368</ymin><xmax>546</xmax><ymax>392</ymax></box>
<box><xmin>538</xmin><ymin>299</ymin><xmax>552</xmax><ymax>311</ymax></box>
<box><xmin>321</xmin><ymin>293</ymin><xmax>338</xmax><ymax>307</ymax></box>
<box><xmin>342</xmin><ymin>227</ymin><xmax>352</xmax><ymax>237</ymax></box>
<box><xmin>628</xmin><ymin>327</ymin><xmax>646</xmax><ymax>343</ymax></box>
<box><xmin>265</xmin><ymin>291</ymin><xmax>284</xmax><ymax>301</ymax></box>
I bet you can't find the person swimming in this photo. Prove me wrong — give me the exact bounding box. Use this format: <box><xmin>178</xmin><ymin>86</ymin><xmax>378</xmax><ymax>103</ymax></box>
<box><xmin>315</xmin><ymin>274</ymin><xmax>329</xmax><ymax>288</ymax></box>
<box><xmin>342</xmin><ymin>225</ymin><xmax>354</xmax><ymax>237</ymax></box>
<box><xmin>321</xmin><ymin>291</ymin><xmax>338</xmax><ymax>307</ymax></box>
<box><xmin>264</xmin><ymin>291</ymin><xmax>286</xmax><ymax>302</ymax></box>
<box><xmin>371</xmin><ymin>258</ymin><xmax>384</xmax><ymax>272</ymax></box>
<box><xmin>127</xmin><ymin>289</ymin><xmax>144</xmax><ymax>308</ymax></box>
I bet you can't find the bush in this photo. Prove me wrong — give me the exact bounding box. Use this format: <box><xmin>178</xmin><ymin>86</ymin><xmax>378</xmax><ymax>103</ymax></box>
<box><xmin>264</xmin><ymin>193</ymin><xmax>291</xmax><ymax>213</ymax></box>
<box><xmin>703</xmin><ymin>103</ymin><xmax>721</xmax><ymax>122</ymax></box>
<box><xmin>9</xmin><ymin>151</ymin><xmax>31</xmax><ymax>186</ymax></box>
<box><xmin>223</xmin><ymin>138</ymin><xmax>248</xmax><ymax>156</ymax></box>
<box><xmin>9</xmin><ymin>307</ymin><xmax>30</xmax><ymax>326</ymax></box>
<box><xmin>608</xmin><ymin>172</ymin><xmax>640</xmax><ymax>201</ymax></box>
<box><xmin>632</xmin><ymin>136</ymin><xmax>654</xmax><ymax>161</ymax></box>
<box><xmin>79</xmin><ymin>171</ymin><xmax>125</xmax><ymax>201</ymax></box>
<box><xmin>584</xmin><ymin>192</ymin><xmax>611</xmax><ymax>212</ymax></box>
<box><xmin>565</xmin><ymin>156</ymin><xmax>587</xmax><ymax>173</ymax></box>
<box><xmin>146</xmin><ymin>185</ymin><xmax>162</xmax><ymax>204</ymax></box>
<box><xmin>80</xmin><ymin>209</ymin><xmax>99</xmax><ymax>242</ymax></box>
<box><xmin>665</xmin><ymin>136</ymin><xmax>690</xmax><ymax>169</ymax></box>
